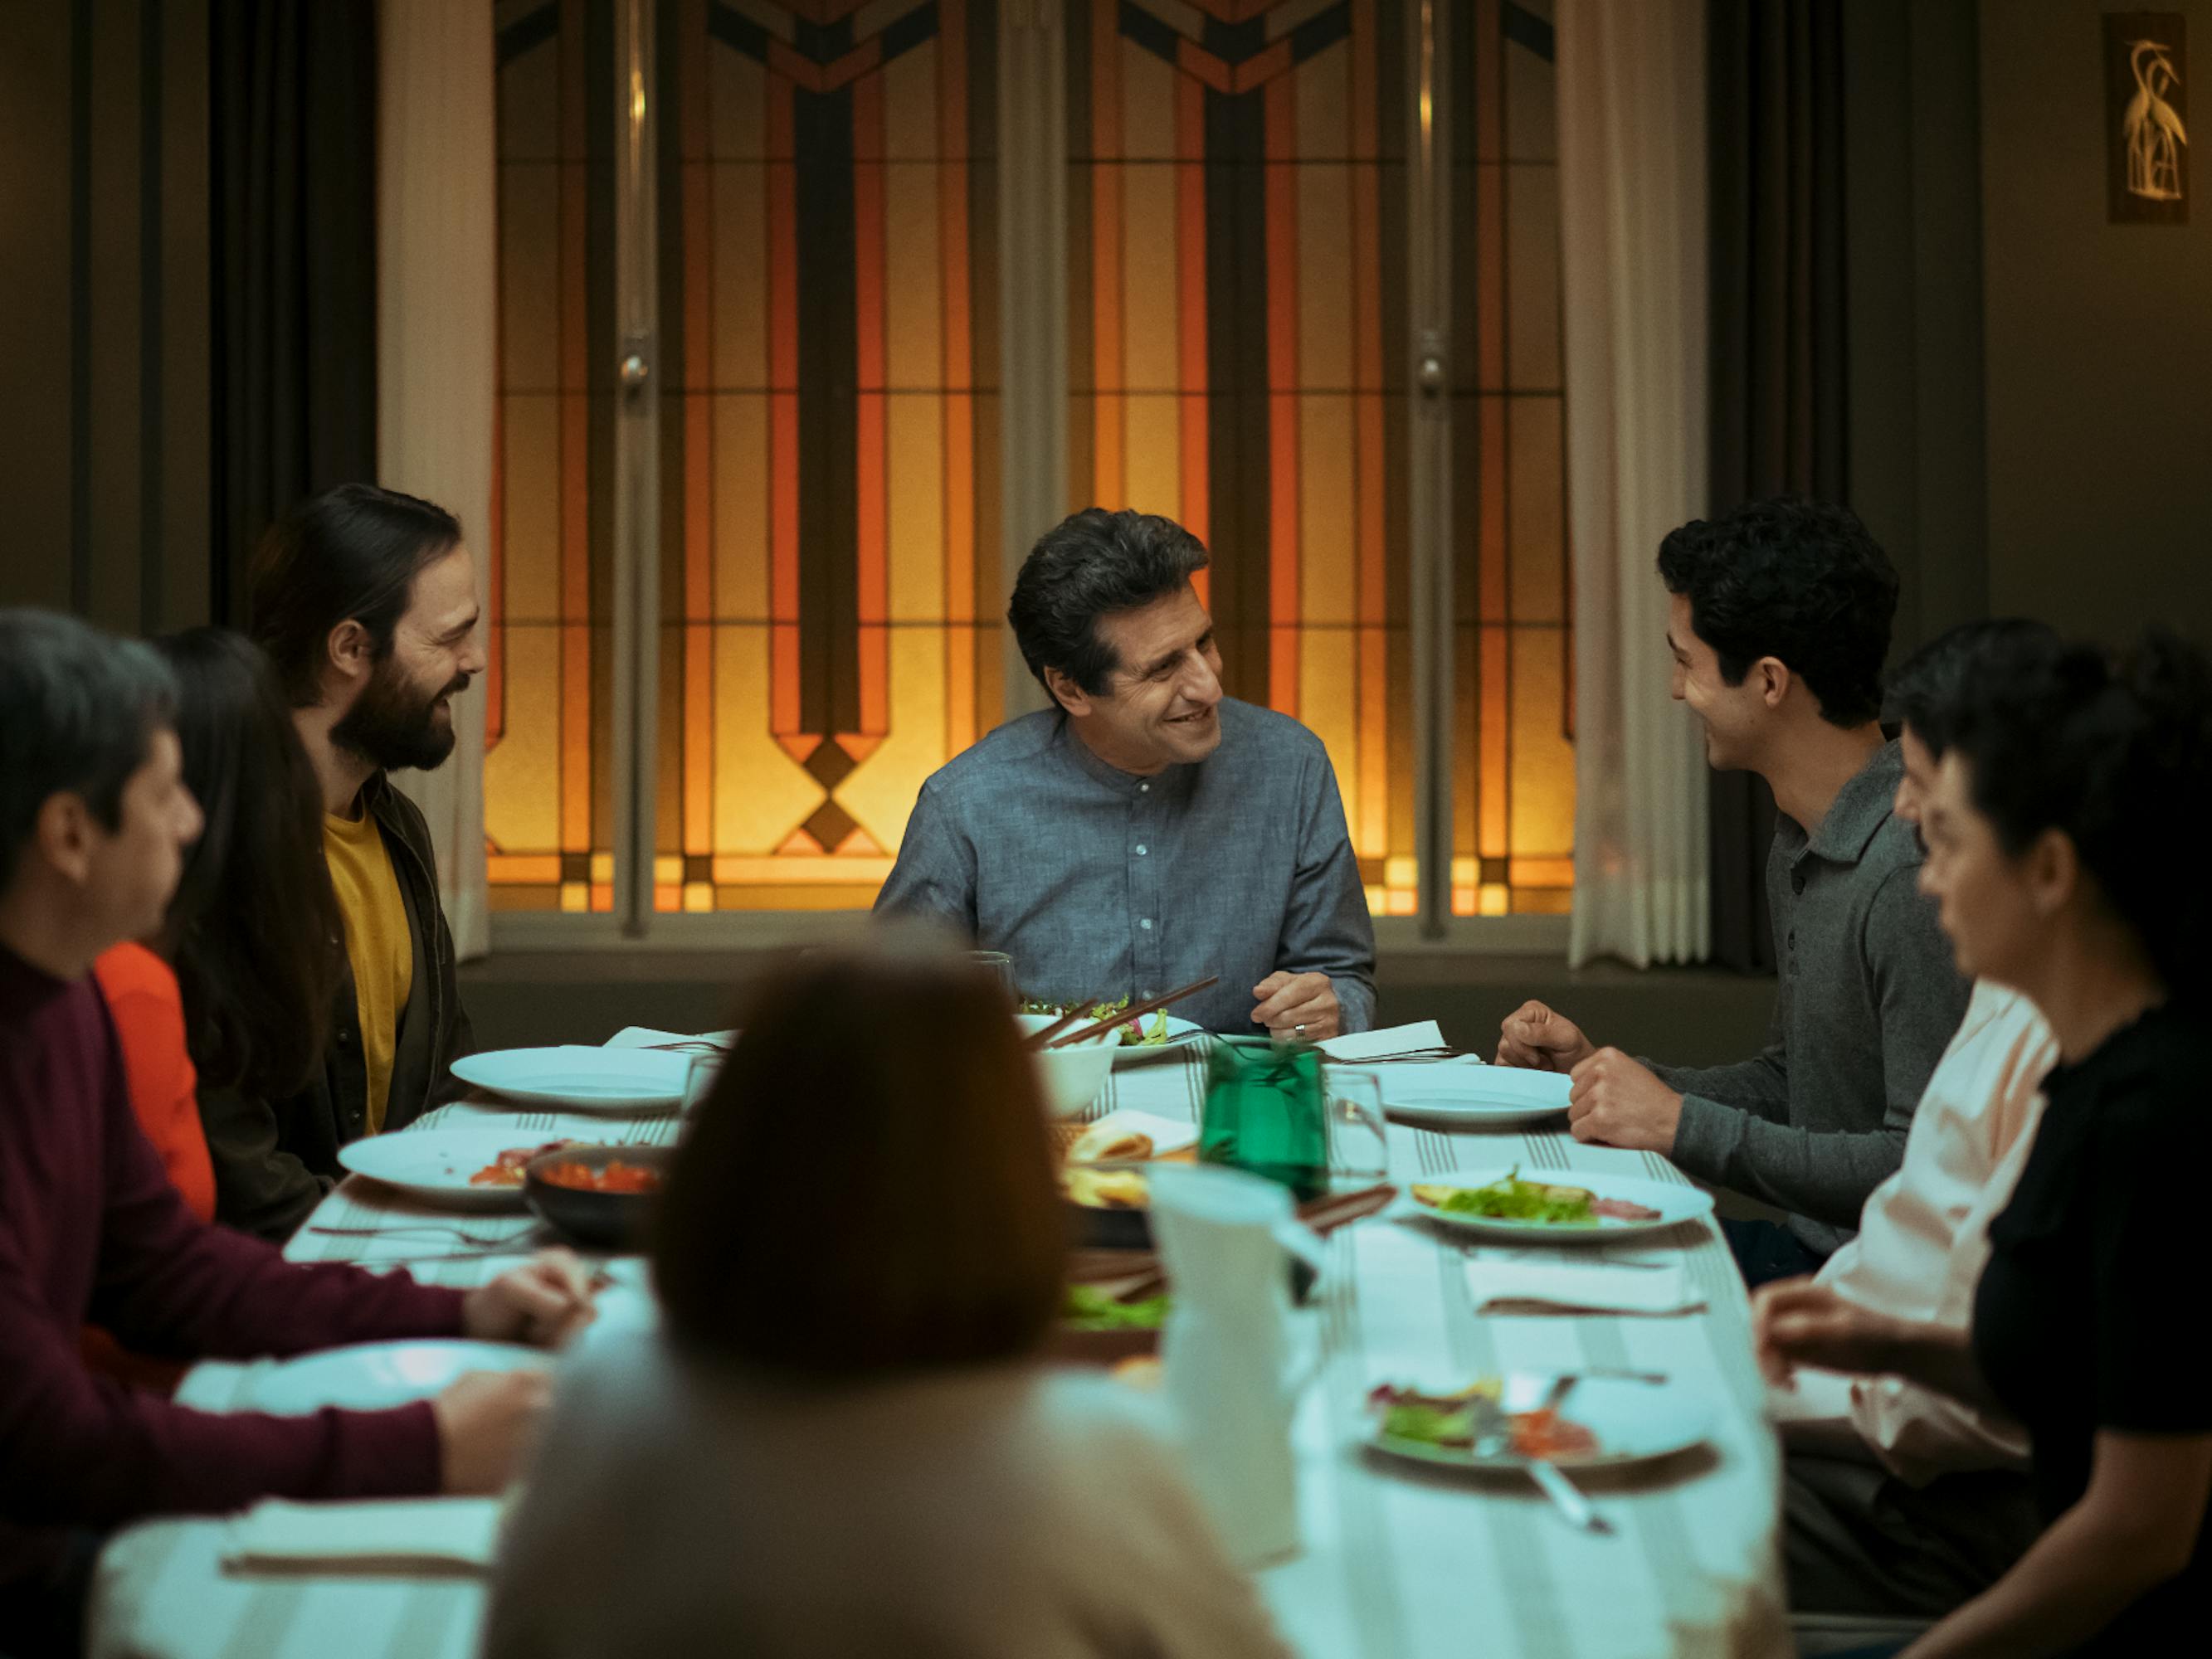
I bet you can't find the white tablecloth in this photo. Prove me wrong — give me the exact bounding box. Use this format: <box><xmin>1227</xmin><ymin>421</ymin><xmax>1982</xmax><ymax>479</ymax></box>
<box><xmin>90</xmin><ymin>1050</ymin><xmax>1786</xmax><ymax>1659</ymax></box>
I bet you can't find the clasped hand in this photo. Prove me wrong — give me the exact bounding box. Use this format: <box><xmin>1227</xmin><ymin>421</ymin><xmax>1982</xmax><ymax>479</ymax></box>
<box><xmin>1493</xmin><ymin>1000</ymin><xmax>1684</xmax><ymax>1153</ymax></box>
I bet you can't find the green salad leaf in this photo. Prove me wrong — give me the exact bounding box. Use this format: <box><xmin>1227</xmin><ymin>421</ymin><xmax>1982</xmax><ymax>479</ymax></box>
<box><xmin>1379</xmin><ymin>1402</ymin><xmax>1475</xmax><ymax>1447</ymax></box>
<box><xmin>1430</xmin><ymin>1166</ymin><xmax>1597</xmax><ymax>1225</ymax></box>
<box><xmin>1021</xmin><ymin>998</ymin><xmax>1171</xmax><ymax>1047</ymax></box>
<box><xmin>1062</xmin><ymin>1286</ymin><xmax>1170</xmax><ymax>1331</ymax></box>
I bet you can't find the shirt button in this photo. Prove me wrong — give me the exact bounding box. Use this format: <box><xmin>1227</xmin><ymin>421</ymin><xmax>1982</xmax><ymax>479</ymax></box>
<box><xmin>1791</xmin><ymin>871</ymin><xmax>1806</xmax><ymax>896</ymax></box>
<box><xmin>1139</xmin><ymin>783</ymin><xmax>1150</xmax><ymax>793</ymax></box>
<box><xmin>1140</xmin><ymin>918</ymin><xmax>1153</xmax><ymax>931</ymax></box>
<box><xmin>1135</xmin><ymin>844</ymin><xmax>1147</xmax><ymax>856</ymax></box>
<box><xmin>1787</xmin><ymin>930</ymin><xmax>1796</xmax><ymax>950</ymax></box>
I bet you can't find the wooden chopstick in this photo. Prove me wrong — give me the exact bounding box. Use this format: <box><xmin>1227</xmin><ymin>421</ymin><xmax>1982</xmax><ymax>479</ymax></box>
<box><xmin>1049</xmin><ymin>975</ymin><xmax>1220</xmax><ymax>1050</ymax></box>
<box><xmin>1022</xmin><ymin>998</ymin><xmax>1101</xmax><ymax>1049</ymax></box>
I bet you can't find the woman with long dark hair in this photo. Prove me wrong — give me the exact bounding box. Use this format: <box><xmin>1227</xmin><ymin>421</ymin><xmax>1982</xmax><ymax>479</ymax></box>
<box><xmin>1756</xmin><ymin>629</ymin><xmax>2212</xmax><ymax>1656</ymax></box>
<box><xmin>484</xmin><ymin>942</ymin><xmax>1288</xmax><ymax>1658</ymax></box>
<box><xmin>154</xmin><ymin>628</ymin><xmax>346</xmax><ymax>1235</ymax></box>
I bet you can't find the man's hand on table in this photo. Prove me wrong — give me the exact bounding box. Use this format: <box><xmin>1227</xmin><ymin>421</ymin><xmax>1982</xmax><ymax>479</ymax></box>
<box><xmin>1252</xmin><ymin>971</ymin><xmax>1342</xmax><ymax>1041</ymax></box>
<box><xmin>461</xmin><ymin>1248</ymin><xmax>599</xmax><ymax>1349</ymax></box>
<box><xmin>434</xmin><ymin>1369</ymin><xmax>553</xmax><ymax>1494</ymax></box>
<box><xmin>1565</xmin><ymin>1048</ymin><xmax>1684</xmax><ymax>1153</ymax></box>
<box><xmin>1494</xmin><ymin>1000</ymin><xmax>1597</xmax><ymax>1072</ymax></box>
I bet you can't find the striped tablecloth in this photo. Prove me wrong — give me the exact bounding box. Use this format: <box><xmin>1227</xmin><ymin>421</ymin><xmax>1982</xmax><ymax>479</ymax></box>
<box><xmin>90</xmin><ymin>1050</ymin><xmax>1788</xmax><ymax>1659</ymax></box>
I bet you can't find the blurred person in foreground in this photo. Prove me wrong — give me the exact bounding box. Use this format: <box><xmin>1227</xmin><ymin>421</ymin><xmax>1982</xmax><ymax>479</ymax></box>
<box><xmin>1496</xmin><ymin>499</ymin><xmax>1967</xmax><ymax>1282</ymax></box>
<box><xmin>1773</xmin><ymin>622</ymin><xmax>2059</xmax><ymax>1622</ymax></box>
<box><xmin>485</xmin><ymin>943</ymin><xmax>1290</xmax><ymax>1659</ymax></box>
<box><xmin>876</xmin><ymin>508</ymin><xmax>1376</xmax><ymax>1040</ymax></box>
<box><xmin>1758</xmin><ymin>629</ymin><xmax>2212</xmax><ymax>1657</ymax></box>
<box><xmin>0</xmin><ymin>611</ymin><xmax>589</xmax><ymax>1659</ymax></box>
<box><xmin>241</xmin><ymin>484</ymin><xmax>483</xmax><ymax>1229</ymax></box>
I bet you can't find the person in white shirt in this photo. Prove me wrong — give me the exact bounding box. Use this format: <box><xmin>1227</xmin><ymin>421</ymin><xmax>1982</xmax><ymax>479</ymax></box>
<box><xmin>484</xmin><ymin>942</ymin><xmax>1289</xmax><ymax>1659</ymax></box>
<box><xmin>1776</xmin><ymin>620</ymin><xmax>2061</xmax><ymax>1618</ymax></box>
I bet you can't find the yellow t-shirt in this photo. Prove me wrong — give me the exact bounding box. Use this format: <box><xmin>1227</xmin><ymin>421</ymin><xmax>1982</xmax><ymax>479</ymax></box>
<box><xmin>323</xmin><ymin>809</ymin><xmax>414</xmax><ymax>1134</ymax></box>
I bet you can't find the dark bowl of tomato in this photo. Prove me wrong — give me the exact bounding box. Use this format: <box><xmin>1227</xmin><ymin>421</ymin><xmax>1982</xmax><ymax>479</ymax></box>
<box><xmin>522</xmin><ymin>1143</ymin><xmax>675</xmax><ymax>1250</ymax></box>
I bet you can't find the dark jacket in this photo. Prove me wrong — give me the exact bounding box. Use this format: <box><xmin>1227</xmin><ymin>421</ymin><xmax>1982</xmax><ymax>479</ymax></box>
<box><xmin>201</xmin><ymin>773</ymin><xmax>475</xmax><ymax>1240</ymax></box>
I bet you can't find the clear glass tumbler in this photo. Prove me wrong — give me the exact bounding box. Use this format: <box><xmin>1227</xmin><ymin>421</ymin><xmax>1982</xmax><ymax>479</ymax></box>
<box><xmin>1322</xmin><ymin>1068</ymin><xmax>1390</xmax><ymax>1186</ymax></box>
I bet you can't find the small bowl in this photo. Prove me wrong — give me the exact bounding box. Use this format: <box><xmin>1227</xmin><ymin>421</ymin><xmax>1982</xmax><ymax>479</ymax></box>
<box><xmin>522</xmin><ymin>1143</ymin><xmax>676</xmax><ymax>1250</ymax></box>
<box><xmin>1019</xmin><ymin>1014</ymin><xmax>1118</xmax><ymax>1119</ymax></box>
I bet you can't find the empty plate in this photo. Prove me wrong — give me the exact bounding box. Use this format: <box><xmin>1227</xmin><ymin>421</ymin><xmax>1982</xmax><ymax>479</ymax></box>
<box><xmin>450</xmin><ymin>1046</ymin><xmax>690</xmax><ymax>1112</ymax></box>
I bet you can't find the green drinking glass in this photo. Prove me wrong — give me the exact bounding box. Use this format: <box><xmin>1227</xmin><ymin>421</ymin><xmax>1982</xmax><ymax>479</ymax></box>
<box><xmin>1200</xmin><ymin>1036</ymin><xmax>1328</xmax><ymax>1202</ymax></box>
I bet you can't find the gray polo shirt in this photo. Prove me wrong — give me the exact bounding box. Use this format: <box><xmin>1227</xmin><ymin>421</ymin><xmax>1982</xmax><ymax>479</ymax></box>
<box><xmin>1658</xmin><ymin>741</ymin><xmax>1970</xmax><ymax>1257</ymax></box>
<box><xmin>875</xmin><ymin>698</ymin><xmax>1377</xmax><ymax>1034</ymax></box>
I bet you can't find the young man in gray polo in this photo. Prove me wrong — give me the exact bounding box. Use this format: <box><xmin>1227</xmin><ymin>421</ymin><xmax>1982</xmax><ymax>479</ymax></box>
<box><xmin>1496</xmin><ymin>498</ymin><xmax>1969</xmax><ymax>1282</ymax></box>
<box><xmin>875</xmin><ymin>507</ymin><xmax>1376</xmax><ymax>1039</ymax></box>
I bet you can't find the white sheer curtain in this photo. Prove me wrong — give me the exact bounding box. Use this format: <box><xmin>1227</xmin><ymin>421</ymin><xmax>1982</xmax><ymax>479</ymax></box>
<box><xmin>1558</xmin><ymin>0</ymin><xmax>1711</xmax><ymax>968</ymax></box>
<box><xmin>378</xmin><ymin>0</ymin><xmax>496</xmax><ymax>961</ymax></box>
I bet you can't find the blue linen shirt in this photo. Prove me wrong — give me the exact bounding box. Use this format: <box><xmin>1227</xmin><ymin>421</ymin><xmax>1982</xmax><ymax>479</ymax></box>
<box><xmin>875</xmin><ymin>698</ymin><xmax>1377</xmax><ymax>1034</ymax></box>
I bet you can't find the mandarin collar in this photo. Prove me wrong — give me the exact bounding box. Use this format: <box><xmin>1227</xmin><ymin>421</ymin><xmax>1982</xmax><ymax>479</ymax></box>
<box><xmin>1053</xmin><ymin>717</ymin><xmax>1180</xmax><ymax>796</ymax></box>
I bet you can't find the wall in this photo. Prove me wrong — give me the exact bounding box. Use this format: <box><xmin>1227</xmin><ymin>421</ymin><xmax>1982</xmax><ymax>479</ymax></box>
<box><xmin>0</xmin><ymin>0</ymin><xmax>210</xmax><ymax>631</ymax></box>
<box><xmin>1979</xmin><ymin>0</ymin><xmax>2212</xmax><ymax>645</ymax></box>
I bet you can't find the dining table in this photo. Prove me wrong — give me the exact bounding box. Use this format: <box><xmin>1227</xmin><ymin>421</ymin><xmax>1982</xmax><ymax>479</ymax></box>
<box><xmin>88</xmin><ymin>1034</ymin><xmax>1789</xmax><ymax>1659</ymax></box>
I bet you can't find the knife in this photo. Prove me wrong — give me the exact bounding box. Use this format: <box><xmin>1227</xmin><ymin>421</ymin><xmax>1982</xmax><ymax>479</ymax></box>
<box><xmin>1473</xmin><ymin>1375</ymin><xmax>1614</xmax><ymax>1535</ymax></box>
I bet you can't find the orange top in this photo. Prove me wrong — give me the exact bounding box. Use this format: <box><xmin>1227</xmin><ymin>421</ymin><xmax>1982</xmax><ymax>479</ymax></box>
<box><xmin>91</xmin><ymin>942</ymin><xmax>216</xmax><ymax>1224</ymax></box>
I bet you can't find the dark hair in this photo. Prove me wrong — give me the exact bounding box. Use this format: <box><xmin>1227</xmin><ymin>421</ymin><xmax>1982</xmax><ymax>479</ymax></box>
<box><xmin>1656</xmin><ymin>497</ymin><xmax>1899</xmax><ymax>727</ymax></box>
<box><xmin>1882</xmin><ymin>619</ymin><xmax>2058</xmax><ymax>757</ymax></box>
<box><xmin>154</xmin><ymin>630</ymin><xmax>343</xmax><ymax>1097</ymax></box>
<box><xmin>0</xmin><ymin>609</ymin><xmax>178</xmax><ymax>891</ymax></box>
<box><xmin>653</xmin><ymin>946</ymin><xmax>1065</xmax><ymax>1378</ymax></box>
<box><xmin>249</xmin><ymin>484</ymin><xmax>464</xmax><ymax>708</ymax></box>
<box><xmin>1944</xmin><ymin>628</ymin><xmax>2212</xmax><ymax>999</ymax></box>
<box><xmin>1007</xmin><ymin>508</ymin><xmax>1210</xmax><ymax>698</ymax></box>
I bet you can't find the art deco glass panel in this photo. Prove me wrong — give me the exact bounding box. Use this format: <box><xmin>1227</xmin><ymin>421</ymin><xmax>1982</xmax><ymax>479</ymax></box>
<box><xmin>1449</xmin><ymin>0</ymin><xmax>1572</xmax><ymax>917</ymax></box>
<box><xmin>487</xmin><ymin>0</ymin><xmax>622</xmax><ymax>914</ymax></box>
<box><xmin>650</xmin><ymin>0</ymin><xmax>1004</xmax><ymax>911</ymax></box>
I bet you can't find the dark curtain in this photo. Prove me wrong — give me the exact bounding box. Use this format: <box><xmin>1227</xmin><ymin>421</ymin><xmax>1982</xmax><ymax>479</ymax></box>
<box><xmin>207</xmin><ymin>0</ymin><xmax>378</xmax><ymax>625</ymax></box>
<box><xmin>1704</xmin><ymin>0</ymin><xmax>1849</xmax><ymax>972</ymax></box>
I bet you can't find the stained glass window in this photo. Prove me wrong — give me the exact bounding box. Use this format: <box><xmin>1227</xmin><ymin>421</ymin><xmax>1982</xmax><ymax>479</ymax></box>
<box><xmin>488</xmin><ymin>0</ymin><xmax>621</xmax><ymax>914</ymax></box>
<box><xmin>650</xmin><ymin>0</ymin><xmax>1004</xmax><ymax>912</ymax></box>
<box><xmin>485</xmin><ymin>0</ymin><xmax>1572</xmax><ymax>927</ymax></box>
<box><xmin>1067</xmin><ymin>0</ymin><xmax>1419</xmax><ymax>918</ymax></box>
<box><xmin>1449</xmin><ymin>0</ymin><xmax>1573</xmax><ymax>917</ymax></box>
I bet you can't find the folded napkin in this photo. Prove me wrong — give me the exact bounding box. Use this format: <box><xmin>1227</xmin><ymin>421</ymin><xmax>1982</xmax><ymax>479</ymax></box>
<box><xmin>222</xmin><ymin>1497</ymin><xmax>504</xmax><ymax>1574</ymax></box>
<box><xmin>1319</xmin><ymin>1021</ymin><xmax>1463</xmax><ymax>1062</ymax></box>
<box><xmin>1465</xmin><ymin>1256</ymin><xmax>1704</xmax><ymax>1316</ymax></box>
<box><xmin>604</xmin><ymin>1025</ymin><xmax>737</xmax><ymax>1050</ymax></box>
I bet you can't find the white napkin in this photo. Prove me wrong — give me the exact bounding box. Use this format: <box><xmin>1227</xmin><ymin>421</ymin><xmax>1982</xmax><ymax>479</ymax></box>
<box><xmin>1465</xmin><ymin>1257</ymin><xmax>1704</xmax><ymax>1316</ymax></box>
<box><xmin>603</xmin><ymin>1025</ymin><xmax>736</xmax><ymax>1050</ymax></box>
<box><xmin>222</xmin><ymin>1497</ymin><xmax>504</xmax><ymax>1574</ymax></box>
<box><xmin>1318</xmin><ymin>1020</ymin><xmax>1462</xmax><ymax>1062</ymax></box>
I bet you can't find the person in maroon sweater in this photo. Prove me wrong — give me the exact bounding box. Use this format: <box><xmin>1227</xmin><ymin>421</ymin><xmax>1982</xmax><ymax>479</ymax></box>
<box><xmin>0</xmin><ymin>610</ymin><xmax>594</xmax><ymax>1654</ymax></box>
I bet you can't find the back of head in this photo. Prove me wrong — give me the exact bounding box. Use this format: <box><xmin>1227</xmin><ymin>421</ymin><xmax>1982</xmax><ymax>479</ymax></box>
<box><xmin>1657</xmin><ymin>497</ymin><xmax>1898</xmax><ymax>727</ymax></box>
<box><xmin>1008</xmin><ymin>508</ymin><xmax>1210</xmax><ymax>698</ymax></box>
<box><xmin>0</xmin><ymin>609</ymin><xmax>177</xmax><ymax>894</ymax></box>
<box><xmin>156</xmin><ymin>628</ymin><xmax>341</xmax><ymax>1094</ymax></box>
<box><xmin>654</xmin><ymin>943</ymin><xmax>1065</xmax><ymax>1379</ymax></box>
<box><xmin>249</xmin><ymin>484</ymin><xmax>463</xmax><ymax>708</ymax></box>
<box><xmin>1882</xmin><ymin>618</ymin><xmax>2059</xmax><ymax>757</ymax></box>
<box><xmin>1945</xmin><ymin>627</ymin><xmax>2212</xmax><ymax>999</ymax></box>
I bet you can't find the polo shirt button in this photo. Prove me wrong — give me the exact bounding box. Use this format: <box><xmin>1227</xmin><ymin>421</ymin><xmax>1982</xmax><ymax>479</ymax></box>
<box><xmin>1791</xmin><ymin>871</ymin><xmax>1806</xmax><ymax>896</ymax></box>
<box><xmin>1135</xmin><ymin>844</ymin><xmax>1147</xmax><ymax>856</ymax></box>
<box><xmin>1787</xmin><ymin>930</ymin><xmax>1795</xmax><ymax>950</ymax></box>
<box><xmin>1140</xmin><ymin>918</ymin><xmax>1153</xmax><ymax>930</ymax></box>
<box><xmin>1140</xmin><ymin>783</ymin><xmax>1150</xmax><ymax>793</ymax></box>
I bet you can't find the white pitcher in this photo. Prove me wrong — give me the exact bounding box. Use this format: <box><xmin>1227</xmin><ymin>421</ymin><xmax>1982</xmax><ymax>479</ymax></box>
<box><xmin>1147</xmin><ymin>1163</ymin><xmax>1327</xmax><ymax>1569</ymax></box>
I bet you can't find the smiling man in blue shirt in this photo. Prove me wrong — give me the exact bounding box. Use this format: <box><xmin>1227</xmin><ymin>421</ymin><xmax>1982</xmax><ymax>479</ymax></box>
<box><xmin>875</xmin><ymin>508</ymin><xmax>1376</xmax><ymax>1039</ymax></box>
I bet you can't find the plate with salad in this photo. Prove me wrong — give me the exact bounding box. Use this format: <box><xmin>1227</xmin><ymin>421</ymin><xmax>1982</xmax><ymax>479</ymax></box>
<box><xmin>1406</xmin><ymin>1165</ymin><xmax>1713</xmax><ymax>1242</ymax></box>
<box><xmin>1018</xmin><ymin>1001</ymin><xmax>1206</xmax><ymax>1059</ymax></box>
<box><xmin>1364</xmin><ymin>1372</ymin><xmax>1711</xmax><ymax>1472</ymax></box>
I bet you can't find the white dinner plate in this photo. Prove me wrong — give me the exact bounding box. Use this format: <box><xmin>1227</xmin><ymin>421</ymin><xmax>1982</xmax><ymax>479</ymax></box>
<box><xmin>1405</xmin><ymin>1165</ymin><xmax>1716</xmax><ymax>1243</ymax></box>
<box><xmin>1365</xmin><ymin>1372</ymin><xmax>1713</xmax><ymax>1472</ymax></box>
<box><xmin>244</xmin><ymin>1340</ymin><xmax>548</xmax><ymax>1416</ymax></box>
<box><xmin>450</xmin><ymin>1046</ymin><xmax>689</xmax><ymax>1112</ymax></box>
<box><xmin>336</xmin><ymin>1127</ymin><xmax>576</xmax><ymax>1208</ymax></box>
<box><xmin>1378</xmin><ymin>1063</ymin><xmax>1572</xmax><ymax>1127</ymax></box>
